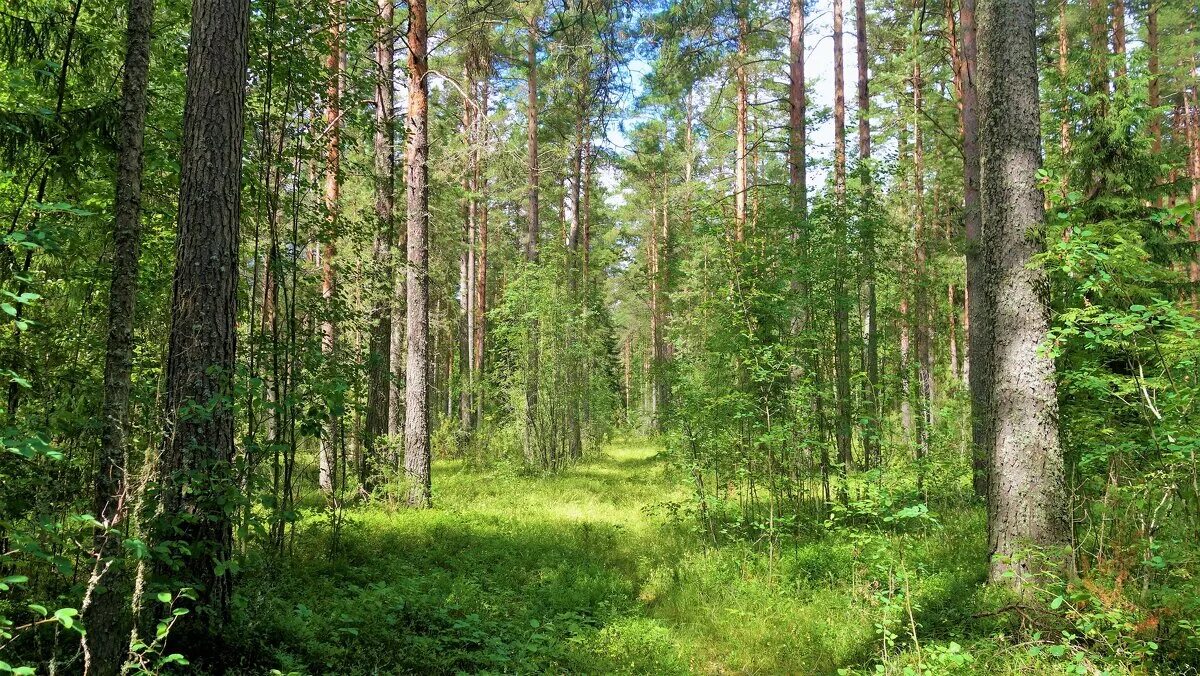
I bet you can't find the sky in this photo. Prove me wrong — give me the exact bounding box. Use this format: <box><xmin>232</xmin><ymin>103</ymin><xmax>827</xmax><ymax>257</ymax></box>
<box><xmin>601</xmin><ymin>3</ymin><xmax>856</xmax><ymax>201</ymax></box>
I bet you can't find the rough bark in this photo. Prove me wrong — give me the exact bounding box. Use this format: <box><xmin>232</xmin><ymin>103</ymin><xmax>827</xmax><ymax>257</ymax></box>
<box><xmin>403</xmin><ymin>0</ymin><xmax>431</xmax><ymax>508</ymax></box>
<box><xmin>953</xmin><ymin>0</ymin><xmax>987</xmax><ymax>498</ymax></box>
<box><xmin>978</xmin><ymin>0</ymin><xmax>1069</xmax><ymax>586</ymax></box>
<box><xmin>788</xmin><ymin>0</ymin><xmax>805</xmax><ymax>206</ymax></box>
<box><xmin>158</xmin><ymin>0</ymin><xmax>249</xmax><ymax>641</ymax></box>
<box><xmin>82</xmin><ymin>0</ymin><xmax>154</xmax><ymax>670</ymax></box>
<box><xmin>364</xmin><ymin>0</ymin><xmax>394</xmax><ymax>487</ymax></box>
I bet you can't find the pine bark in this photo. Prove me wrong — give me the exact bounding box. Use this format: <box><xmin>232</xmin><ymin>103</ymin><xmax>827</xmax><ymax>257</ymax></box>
<box><xmin>978</xmin><ymin>0</ymin><xmax>1069</xmax><ymax>586</ymax></box>
<box><xmin>82</xmin><ymin>0</ymin><xmax>154</xmax><ymax>669</ymax></box>
<box><xmin>403</xmin><ymin>0</ymin><xmax>431</xmax><ymax>507</ymax></box>
<box><xmin>158</xmin><ymin>0</ymin><xmax>249</xmax><ymax>640</ymax></box>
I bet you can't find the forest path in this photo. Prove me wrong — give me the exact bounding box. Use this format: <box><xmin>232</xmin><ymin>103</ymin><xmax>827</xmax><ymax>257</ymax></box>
<box><xmin>255</xmin><ymin>440</ymin><xmax>708</xmax><ymax>673</ymax></box>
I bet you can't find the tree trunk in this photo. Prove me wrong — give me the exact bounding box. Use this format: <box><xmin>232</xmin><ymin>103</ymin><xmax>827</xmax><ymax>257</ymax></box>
<box><xmin>158</xmin><ymin>0</ymin><xmax>249</xmax><ymax>643</ymax></box>
<box><xmin>318</xmin><ymin>0</ymin><xmax>343</xmax><ymax>493</ymax></box>
<box><xmin>403</xmin><ymin>0</ymin><xmax>431</xmax><ymax>508</ymax></box>
<box><xmin>473</xmin><ymin>68</ymin><xmax>489</xmax><ymax>427</ymax></box>
<box><xmin>954</xmin><ymin>0</ymin><xmax>987</xmax><ymax>498</ymax></box>
<box><xmin>82</xmin><ymin>0</ymin><xmax>154</xmax><ymax>669</ymax></box>
<box><xmin>364</xmin><ymin>0</ymin><xmax>394</xmax><ymax>487</ymax></box>
<box><xmin>912</xmin><ymin>23</ymin><xmax>934</xmax><ymax>486</ymax></box>
<box><xmin>978</xmin><ymin>0</ymin><xmax>1069</xmax><ymax>586</ymax></box>
<box><xmin>788</xmin><ymin>0</ymin><xmax>805</xmax><ymax>207</ymax></box>
<box><xmin>832</xmin><ymin>0</ymin><xmax>853</xmax><ymax>481</ymax></box>
<box><xmin>856</xmin><ymin>0</ymin><xmax>878</xmax><ymax>467</ymax></box>
<box><xmin>524</xmin><ymin>12</ymin><xmax>541</xmax><ymax>464</ymax></box>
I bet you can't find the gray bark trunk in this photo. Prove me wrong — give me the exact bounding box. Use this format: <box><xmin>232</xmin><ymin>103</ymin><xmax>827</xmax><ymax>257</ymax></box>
<box><xmin>978</xmin><ymin>0</ymin><xmax>1069</xmax><ymax>586</ymax></box>
<box><xmin>82</xmin><ymin>0</ymin><xmax>154</xmax><ymax>669</ymax></box>
<box><xmin>158</xmin><ymin>0</ymin><xmax>249</xmax><ymax>643</ymax></box>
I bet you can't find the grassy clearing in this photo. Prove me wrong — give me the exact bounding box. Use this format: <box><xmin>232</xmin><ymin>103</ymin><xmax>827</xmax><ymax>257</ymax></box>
<box><xmin>229</xmin><ymin>441</ymin><xmax>999</xmax><ymax>674</ymax></box>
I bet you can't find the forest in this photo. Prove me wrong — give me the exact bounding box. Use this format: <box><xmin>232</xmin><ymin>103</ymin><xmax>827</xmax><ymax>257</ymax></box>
<box><xmin>2</xmin><ymin>0</ymin><xmax>1200</xmax><ymax>672</ymax></box>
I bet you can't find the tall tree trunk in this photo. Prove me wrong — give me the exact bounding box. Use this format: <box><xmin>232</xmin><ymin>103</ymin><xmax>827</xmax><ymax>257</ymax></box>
<box><xmin>473</xmin><ymin>69</ymin><xmax>489</xmax><ymax>427</ymax></box>
<box><xmin>856</xmin><ymin>0</ymin><xmax>878</xmax><ymax>467</ymax></box>
<box><xmin>978</xmin><ymin>0</ymin><xmax>1068</xmax><ymax>586</ymax></box>
<box><xmin>832</xmin><ymin>0</ymin><xmax>853</xmax><ymax>480</ymax></box>
<box><xmin>912</xmin><ymin>21</ymin><xmax>934</xmax><ymax>487</ymax></box>
<box><xmin>82</xmin><ymin>0</ymin><xmax>154</xmax><ymax>669</ymax></box>
<box><xmin>364</xmin><ymin>0</ymin><xmax>394</xmax><ymax>487</ymax></box>
<box><xmin>403</xmin><ymin>0</ymin><xmax>431</xmax><ymax>508</ymax></box>
<box><xmin>158</xmin><ymin>0</ymin><xmax>249</xmax><ymax>643</ymax></box>
<box><xmin>318</xmin><ymin>0</ymin><xmax>343</xmax><ymax>493</ymax></box>
<box><xmin>788</xmin><ymin>0</ymin><xmax>805</xmax><ymax>207</ymax></box>
<box><xmin>524</xmin><ymin>11</ymin><xmax>541</xmax><ymax>463</ymax></box>
<box><xmin>954</xmin><ymin>0</ymin><xmax>987</xmax><ymax>497</ymax></box>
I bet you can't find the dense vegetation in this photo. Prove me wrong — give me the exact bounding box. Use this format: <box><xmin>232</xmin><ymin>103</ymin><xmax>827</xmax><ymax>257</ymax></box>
<box><xmin>2</xmin><ymin>0</ymin><xmax>1200</xmax><ymax>672</ymax></box>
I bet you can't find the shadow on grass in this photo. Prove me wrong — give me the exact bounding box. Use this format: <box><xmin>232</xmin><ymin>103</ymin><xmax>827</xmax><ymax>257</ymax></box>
<box><xmin>226</xmin><ymin>462</ymin><xmax>690</xmax><ymax>674</ymax></box>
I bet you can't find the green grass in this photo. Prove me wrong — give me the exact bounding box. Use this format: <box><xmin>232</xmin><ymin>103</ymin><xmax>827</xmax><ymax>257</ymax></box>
<box><xmin>225</xmin><ymin>441</ymin><xmax>1010</xmax><ymax>674</ymax></box>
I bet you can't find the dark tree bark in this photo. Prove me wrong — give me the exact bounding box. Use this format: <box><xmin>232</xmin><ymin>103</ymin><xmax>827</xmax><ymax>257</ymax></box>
<box><xmin>978</xmin><ymin>0</ymin><xmax>1069</xmax><ymax>586</ymax></box>
<box><xmin>81</xmin><ymin>0</ymin><xmax>154</xmax><ymax>670</ymax></box>
<box><xmin>403</xmin><ymin>0</ymin><xmax>431</xmax><ymax>508</ymax></box>
<box><xmin>954</xmin><ymin>0</ymin><xmax>988</xmax><ymax>498</ymax></box>
<box><xmin>364</xmin><ymin>0</ymin><xmax>394</xmax><ymax>487</ymax></box>
<box><xmin>158</xmin><ymin>0</ymin><xmax>249</xmax><ymax>642</ymax></box>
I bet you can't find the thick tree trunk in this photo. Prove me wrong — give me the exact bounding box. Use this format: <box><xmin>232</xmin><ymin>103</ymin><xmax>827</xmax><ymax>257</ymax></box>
<box><xmin>82</xmin><ymin>0</ymin><xmax>154</xmax><ymax>670</ymax></box>
<box><xmin>832</xmin><ymin>0</ymin><xmax>853</xmax><ymax>480</ymax></box>
<box><xmin>158</xmin><ymin>0</ymin><xmax>249</xmax><ymax>642</ymax></box>
<box><xmin>403</xmin><ymin>0</ymin><xmax>431</xmax><ymax>508</ymax></box>
<box><xmin>364</xmin><ymin>0</ymin><xmax>394</xmax><ymax>487</ymax></box>
<box><xmin>978</xmin><ymin>0</ymin><xmax>1069</xmax><ymax>586</ymax></box>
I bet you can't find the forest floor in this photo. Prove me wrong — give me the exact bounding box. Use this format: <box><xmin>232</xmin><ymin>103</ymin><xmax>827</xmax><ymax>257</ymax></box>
<box><xmin>233</xmin><ymin>441</ymin><xmax>995</xmax><ymax>674</ymax></box>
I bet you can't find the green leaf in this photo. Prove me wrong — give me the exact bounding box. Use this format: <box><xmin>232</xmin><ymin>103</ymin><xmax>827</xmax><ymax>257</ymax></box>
<box><xmin>1050</xmin><ymin>595</ymin><xmax>1064</xmax><ymax>609</ymax></box>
